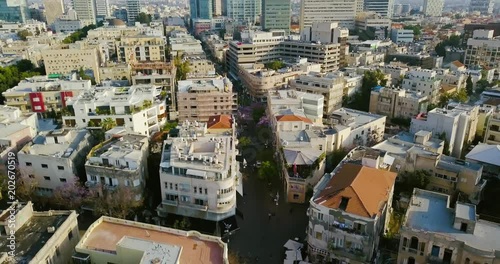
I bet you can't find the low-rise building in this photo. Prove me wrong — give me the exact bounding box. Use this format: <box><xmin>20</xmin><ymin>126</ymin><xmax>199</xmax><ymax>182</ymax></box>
<box><xmin>484</xmin><ymin>112</ymin><xmax>500</xmax><ymax>145</ymax></box>
<box><xmin>267</xmin><ymin>89</ymin><xmax>324</xmax><ymax>125</ymax></box>
<box><xmin>130</xmin><ymin>62</ymin><xmax>176</xmax><ymax>112</ymax></box>
<box><xmin>330</xmin><ymin>108</ymin><xmax>386</xmax><ymax>148</ymax></box>
<box><xmin>0</xmin><ymin>201</ymin><xmax>80</xmax><ymax>264</ymax></box>
<box><xmin>85</xmin><ymin>132</ymin><xmax>149</xmax><ymax>200</ymax></box>
<box><xmin>391</xmin><ymin>29</ymin><xmax>414</xmax><ymax>43</ymax></box>
<box><xmin>378</xmin><ymin>64</ymin><xmax>408</xmax><ymax>85</ymax></box>
<box><xmin>402</xmin><ymin>69</ymin><xmax>442</xmax><ymax>103</ymax></box>
<box><xmin>73</xmin><ymin>216</ymin><xmax>229</xmax><ymax>263</ymax></box>
<box><xmin>2</xmin><ymin>74</ymin><xmax>92</xmax><ymax>113</ymax></box>
<box><xmin>169</xmin><ymin>30</ymin><xmax>204</xmax><ymax>56</ymax></box>
<box><xmin>369</xmin><ymin>86</ymin><xmax>428</xmax><ymax>120</ymax></box>
<box><xmin>465</xmin><ymin>30</ymin><xmax>500</xmax><ymax>68</ymax></box>
<box><xmin>53</xmin><ymin>19</ymin><xmax>84</xmax><ymax>33</ymax></box>
<box><xmin>177</xmin><ymin>77</ymin><xmax>237</xmax><ymax>122</ymax></box>
<box><xmin>62</xmin><ymin>85</ymin><xmax>167</xmax><ymax>136</ymax></box>
<box><xmin>185</xmin><ymin>56</ymin><xmax>216</xmax><ymax>78</ymax></box>
<box><xmin>466</xmin><ymin>144</ymin><xmax>500</xmax><ymax>178</ymax></box>
<box><xmin>157</xmin><ymin>119</ymin><xmax>241</xmax><ymax>221</ymax></box>
<box><xmin>99</xmin><ymin>63</ymin><xmax>131</xmax><ymax>82</ymax></box>
<box><xmin>17</xmin><ymin>129</ymin><xmax>91</xmax><ymax>195</ymax></box>
<box><xmin>347</xmin><ymin>51</ymin><xmax>385</xmax><ymax>67</ymax></box>
<box><xmin>116</xmin><ymin>35</ymin><xmax>166</xmax><ymax>63</ymax></box>
<box><xmin>42</xmin><ymin>46</ymin><xmax>102</xmax><ymax>83</ymax></box>
<box><xmin>291</xmin><ymin>72</ymin><xmax>345</xmax><ymax>115</ymax></box>
<box><xmin>398</xmin><ymin>189</ymin><xmax>500</xmax><ymax>264</ymax></box>
<box><xmin>307</xmin><ymin>147</ymin><xmax>397</xmax><ymax>263</ymax></box>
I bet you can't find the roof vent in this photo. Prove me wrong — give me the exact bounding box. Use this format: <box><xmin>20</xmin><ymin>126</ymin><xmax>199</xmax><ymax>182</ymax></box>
<box><xmin>47</xmin><ymin>226</ymin><xmax>55</xmax><ymax>233</ymax></box>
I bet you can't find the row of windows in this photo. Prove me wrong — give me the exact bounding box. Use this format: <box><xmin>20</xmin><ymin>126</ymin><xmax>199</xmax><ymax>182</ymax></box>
<box><xmin>164</xmin><ymin>182</ymin><xmax>208</xmax><ymax>195</ymax></box>
<box><xmin>25</xmin><ymin>162</ymin><xmax>64</xmax><ymax>170</ymax></box>
<box><xmin>30</xmin><ymin>175</ymin><xmax>67</xmax><ymax>183</ymax></box>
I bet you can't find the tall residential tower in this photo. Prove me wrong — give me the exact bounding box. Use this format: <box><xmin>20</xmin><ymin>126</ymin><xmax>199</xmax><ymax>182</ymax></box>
<box><xmin>423</xmin><ymin>0</ymin><xmax>444</xmax><ymax>17</ymax></box>
<box><xmin>469</xmin><ymin>0</ymin><xmax>494</xmax><ymax>14</ymax></box>
<box><xmin>72</xmin><ymin>0</ymin><xmax>96</xmax><ymax>25</ymax></box>
<box><xmin>364</xmin><ymin>0</ymin><xmax>394</xmax><ymax>17</ymax></box>
<box><xmin>300</xmin><ymin>0</ymin><xmax>362</xmax><ymax>30</ymax></box>
<box><xmin>262</xmin><ymin>0</ymin><xmax>291</xmax><ymax>34</ymax></box>
<box><xmin>190</xmin><ymin>0</ymin><xmax>213</xmax><ymax>19</ymax></box>
<box><xmin>44</xmin><ymin>0</ymin><xmax>64</xmax><ymax>26</ymax></box>
<box><xmin>126</xmin><ymin>0</ymin><xmax>141</xmax><ymax>25</ymax></box>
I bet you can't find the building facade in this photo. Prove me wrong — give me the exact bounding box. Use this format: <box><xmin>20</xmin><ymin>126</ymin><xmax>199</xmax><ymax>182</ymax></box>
<box><xmin>300</xmin><ymin>0</ymin><xmax>363</xmax><ymax>30</ymax></box>
<box><xmin>126</xmin><ymin>0</ymin><xmax>140</xmax><ymax>25</ymax></box>
<box><xmin>0</xmin><ymin>0</ymin><xmax>29</xmax><ymax>23</ymax></box>
<box><xmin>469</xmin><ymin>0</ymin><xmax>494</xmax><ymax>14</ymax></box>
<box><xmin>42</xmin><ymin>47</ymin><xmax>101</xmax><ymax>83</ymax></box>
<box><xmin>177</xmin><ymin>77</ymin><xmax>237</xmax><ymax>122</ymax></box>
<box><xmin>227</xmin><ymin>0</ymin><xmax>261</xmax><ymax>25</ymax></box>
<box><xmin>369</xmin><ymin>87</ymin><xmax>428</xmax><ymax>120</ymax></box>
<box><xmin>363</xmin><ymin>0</ymin><xmax>394</xmax><ymax>18</ymax></box>
<box><xmin>116</xmin><ymin>36</ymin><xmax>167</xmax><ymax>63</ymax></box>
<box><xmin>484</xmin><ymin>112</ymin><xmax>500</xmax><ymax>145</ymax></box>
<box><xmin>72</xmin><ymin>0</ymin><xmax>96</xmax><ymax>25</ymax></box>
<box><xmin>423</xmin><ymin>0</ymin><xmax>444</xmax><ymax>17</ymax></box>
<box><xmin>464</xmin><ymin>30</ymin><xmax>500</xmax><ymax>69</ymax></box>
<box><xmin>157</xmin><ymin>120</ymin><xmax>241</xmax><ymax>222</ymax></box>
<box><xmin>262</xmin><ymin>0</ymin><xmax>291</xmax><ymax>34</ymax></box>
<box><xmin>401</xmin><ymin>69</ymin><xmax>442</xmax><ymax>103</ymax></box>
<box><xmin>43</xmin><ymin>0</ymin><xmax>64</xmax><ymax>26</ymax></box>
<box><xmin>391</xmin><ymin>29</ymin><xmax>414</xmax><ymax>43</ymax></box>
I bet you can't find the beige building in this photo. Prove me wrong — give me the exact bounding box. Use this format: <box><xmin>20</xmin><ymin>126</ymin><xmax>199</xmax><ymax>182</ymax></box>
<box><xmin>398</xmin><ymin>189</ymin><xmax>500</xmax><ymax>264</ymax></box>
<box><xmin>116</xmin><ymin>36</ymin><xmax>166</xmax><ymax>63</ymax></box>
<box><xmin>73</xmin><ymin>216</ymin><xmax>229</xmax><ymax>263</ymax></box>
<box><xmin>291</xmin><ymin>72</ymin><xmax>348</xmax><ymax>116</ymax></box>
<box><xmin>177</xmin><ymin>77</ymin><xmax>237</xmax><ymax>122</ymax></box>
<box><xmin>369</xmin><ymin>87</ymin><xmax>428</xmax><ymax>120</ymax></box>
<box><xmin>186</xmin><ymin>56</ymin><xmax>216</xmax><ymax>78</ymax></box>
<box><xmin>484</xmin><ymin>112</ymin><xmax>500</xmax><ymax>145</ymax></box>
<box><xmin>0</xmin><ymin>201</ymin><xmax>79</xmax><ymax>264</ymax></box>
<box><xmin>42</xmin><ymin>46</ymin><xmax>102</xmax><ymax>83</ymax></box>
<box><xmin>99</xmin><ymin>63</ymin><xmax>131</xmax><ymax>82</ymax></box>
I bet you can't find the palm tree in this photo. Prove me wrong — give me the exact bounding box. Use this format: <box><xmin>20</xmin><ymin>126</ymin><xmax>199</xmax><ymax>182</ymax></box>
<box><xmin>101</xmin><ymin>118</ymin><xmax>116</xmax><ymax>132</ymax></box>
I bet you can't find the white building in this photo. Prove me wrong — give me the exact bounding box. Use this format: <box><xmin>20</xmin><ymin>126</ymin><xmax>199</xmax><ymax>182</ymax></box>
<box><xmin>62</xmin><ymin>85</ymin><xmax>167</xmax><ymax>136</ymax></box>
<box><xmin>169</xmin><ymin>31</ymin><xmax>204</xmax><ymax>55</ymax></box>
<box><xmin>300</xmin><ymin>22</ymin><xmax>349</xmax><ymax>44</ymax></box>
<box><xmin>364</xmin><ymin>0</ymin><xmax>394</xmax><ymax>17</ymax></box>
<box><xmin>71</xmin><ymin>0</ymin><xmax>96</xmax><ymax>25</ymax></box>
<box><xmin>330</xmin><ymin>108</ymin><xmax>386</xmax><ymax>148</ymax></box>
<box><xmin>17</xmin><ymin>129</ymin><xmax>91</xmax><ymax>195</ymax></box>
<box><xmin>54</xmin><ymin>19</ymin><xmax>84</xmax><ymax>33</ymax></box>
<box><xmin>226</xmin><ymin>0</ymin><xmax>261</xmax><ymax>25</ymax></box>
<box><xmin>267</xmin><ymin>89</ymin><xmax>324</xmax><ymax>125</ymax></box>
<box><xmin>94</xmin><ymin>0</ymin><xmax>110</xmax><ymax>20</ymax></box>
<box><xmin>300</xmin><ymin>0</ymin><xmax>363</xmax><ymax>30</ymax></box>
<box><xmin>401</xmin><ymin>68</ymin><xmax>442</xmax><ymax>103</ymax></box>
<box><xmin>391</xmin><ymin>29</ymin><xmax>414</xmax><ymax>43</ymax></box>
<box><xmin>85</xmin><ymin>132</ymin><xmax>149</xmax><ymax>200</ymax></box>
<box><xmin>157</xmin><ymin>119</ymin><xmax>242</xmax><ymax>221</ymax></box>
<box><xmin>464</xmin><ymin>30</ymin><xmax>500</xmax><ymax>69</ymax></box>
<box><xmin>423</xmin><ymin>0</ymin><xmax>444</xmax><ymax>17</ymax></box>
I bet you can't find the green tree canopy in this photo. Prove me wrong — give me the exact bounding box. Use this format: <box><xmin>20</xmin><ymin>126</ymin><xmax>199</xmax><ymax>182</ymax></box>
<box><xmin>345</xmin><ymin>69</ymin><xmax>387</xmax><ymax>111</ymax></box>
<box><xmin>62</xmin><ymin>24</ymin><xmax>97</xmax><ymax>44</ymax></box>
<box><xmin>0</xmin><ymin>60</ymin><xmax>45</xmax><ymax>103</ymax></box>
<box><xmin>17</xmin><ymin>29</ymin><xmax>32</xmax><ymax>40</ymax></box>
<box><xmin>136</xmin><ymin>12</ymin><xmax>152</xmax><ymax>25</ymax></box>
<box><xmin>395</xmin><ymin>170</ymin><xmax>431</xmax><ymax>196</ymax></box>
<box><xmin>265</xmin><ymin>61</ymin><xmax>285</xmax><ymax>70</ymax></box>
<box><xmin>404</xmin><ymin>25</ymin><xmax>421</xmax><ymax>38</ymax></box>
<box><xmin>434</xmin><ymin>35</ymin><xmax>461</xmax><ymax>56</ymax></box>
<box><xmin>174</xmin><ymin>54</ymin><xmax>190</xmax><ymax>81</ymax></box>
<box><xmin>238</xmin><ymin>136</ymin><xmax>252</xmax><ymax>148</ymax></box>
<box><xmin>466</xmin><ymin>75</ymin><xmax>474</xmax><ymax>96</ymax></box>
<box><xmin>258</xmin><ymin>161</ymin><xmax>278</xmax><ymax>181</ymax></box>
<box><xmin>438</xmin><ymin>89</ymin><xmax>468</xmax><ymax>107</ymax></box>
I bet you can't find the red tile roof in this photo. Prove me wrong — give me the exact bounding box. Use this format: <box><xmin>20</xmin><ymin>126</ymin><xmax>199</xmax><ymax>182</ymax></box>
<box><xmin>314</xmin><ymin>163</ymin><xmax>397</xmax><ymax>218</ymax></box>
<box><xmin>451</xmin><ymin>60</ymin><xmax>465</xmax><ymax>67</ymax></box>
<box><xmin>207</xmin><ymin>115</ymin><xmax>232</xmax><ymax>129</ymax></box>
<box><xmin>276</xmin><ymin>114</ymin><xmax>313</xmax><ymax>124</ymax></box>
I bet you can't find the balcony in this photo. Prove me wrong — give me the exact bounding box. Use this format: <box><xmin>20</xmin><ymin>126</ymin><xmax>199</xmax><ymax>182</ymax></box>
<box><xmin>104</xmin><ymin>184</ymin><xmax>118</xmax><ymax>191</ymax></box>
<box><xmin>330</xmin><ymin>247</ymin><xmax>367</xmax><ymax>262</ymax></box>
<box><xmin>85</xmin><ymin>181</ymin><xmax>98</xmax><ymax>187</ymax></box>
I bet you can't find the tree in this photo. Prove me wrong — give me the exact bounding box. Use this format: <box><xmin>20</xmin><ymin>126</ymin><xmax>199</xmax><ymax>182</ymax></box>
<box><xmin>238</xmin><ymin>136</ymin><xmax>252</xmax><ymax>148</ymax></box>
<box><xmin>173</xmin><ymin>217</ymin><xmax>191</xmax><ymax>230</ymax></box>
<box><xmin>466</xmin><ymin>75</ymin><xmax>474</xmax><ymax>96</ymax></box>
<box><xmin>162</xmin><ymin>121</ymin><xmax>178</xmax><ymax>132</ymax></box>
<box><xmin>0</xmin><ymin>173</ymin><xmax>7</xmax><ymax>200</ymax></box>
<box><xmin>92</xmin><ymin>186</ymin><xmax>143</xmax><ymax>219</ymax></box>
<box><xmin>404</xmin><ymin>25</ymin><xmax>421</xmax><ymax>38</ymax></box>
<box><xmin>17</xmin><ymin>29</ymin><xmax>32</xmax><ymax>41</ymax></box>
<box><xmin>136</xmin><ymin>12</ymin><xmax>152</xmax><ymax>25</ymax></box>
<box><xmin>475</xmin><ymin>79</ymin><xmax>491</xmax><ymax>95</ymax></box>
<box><xmin>325</xmin><ymin>148</ymin><xmax>348</xmax><ymax>172</ymax></box>
<box><xmin>258</xmin><ymin>161</ymin><xmax>277</xmax><ymax>181</ymax></box>
<box><xmin>62</xmin><ymin>24</ymin><xmax>97</xmax><ymax>44</ymax></box>
<box><xmin>347</xmin><ymin>70</ymin><xmax>387</xmax><ymax>111</ymax></box>
<box><xmin>251</xmin><ymin>106</ymin><xmax>266</xmax><ymax>123</ymax></box>
<box><xmin>395</xmin><ymin>170</ymin><xmax>431</xmax><ymax>196</ymax></box>
<box><xmin>434</xmin><ymin>35</ymin><xmax>461</xmax><ymax>56</ymax></box>
<box><xmin>265</xmin><ymin>61</ymin><xmax>285</xmax><ymax>70</ymax></box>
<box><xmin>15</xmin><ymin>173</ymin><xmax>39</xmax><ymax>201</ymax></box>
<box><xmin>174</xmin><ymin>54</ymin><xmax>190</xmax><ymax>81</ymax></box>
<box><xmin>438</xmin><ymin>89</ymin><xmax>468</xmax><ymax>107</ymax></box>
<box><xmin>52</xmin><ymin>178</ymin><xmax>88</xmax><ymax>209</ymax></box>
<box><xmin>101</xmin><ymin>118</ymin><xmax>117</xmax><ymax>132</ymax></box>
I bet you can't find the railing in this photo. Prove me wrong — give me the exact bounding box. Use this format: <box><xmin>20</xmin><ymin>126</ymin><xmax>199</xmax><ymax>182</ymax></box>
<box><xmin>330</xmin><ymin>247</ymin><xmax>367</xmax><ymax>261</ymax></box>
<box><xmin>85</xmin><ymin>181</ymin><xmax>97</xmax><ymax>187</ymax></box>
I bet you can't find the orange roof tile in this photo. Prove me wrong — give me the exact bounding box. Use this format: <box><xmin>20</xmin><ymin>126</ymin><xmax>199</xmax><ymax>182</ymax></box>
<box><xmin>276</xmin><ymin>114</ymin><xmax>313</xmax><ymax>124</ymax></box>
<box><xmin>451</xmin><ymin>60</ymin><xmax>465</xmax><ymax>67</ymax></box>
<box><xmin>314</xmin><ymin>163</ymin><xmax>397</xmax><ymax>218</ymax></box>
<box><xmin>207</xmin><ymin>115</ymin><xmax>232</xmax><ymax>129</ymax></box>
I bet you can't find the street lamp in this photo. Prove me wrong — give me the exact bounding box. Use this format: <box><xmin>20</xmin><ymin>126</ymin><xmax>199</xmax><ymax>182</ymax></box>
<box><xmin>223</xmin><ymin>221</ymin><xmax>232</xmax><ymax>243</ymax></box>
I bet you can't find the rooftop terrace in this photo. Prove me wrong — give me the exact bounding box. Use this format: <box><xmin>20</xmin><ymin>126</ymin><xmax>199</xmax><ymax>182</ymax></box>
<box><xmin>25</xmin><ymin>129</ymin><xmax>88</xmax><ymax>158</ymax></box>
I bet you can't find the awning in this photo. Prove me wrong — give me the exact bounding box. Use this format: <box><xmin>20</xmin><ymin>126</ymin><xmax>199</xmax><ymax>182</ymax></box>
<box><xmin>186</xmin><ymin>169</ymin><xmax>207</xmax><ymax>178</ymax></box>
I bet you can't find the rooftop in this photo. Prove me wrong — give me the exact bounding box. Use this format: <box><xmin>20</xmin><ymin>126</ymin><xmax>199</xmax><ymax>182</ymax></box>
<box><xmin>466</xmin><ymin>144</ymin><xmax>500</xmax><ymax>167</ymax></box>
<box><xmin>331</xmin><ymin>108</ymin><xmax>385</xmax><ymax>130</ymax></box>
<box><xmin>373</xmin><ymin>131</ymin><xmax>443</xmax><ymax>155</ymax></box>
<box><xmin>87</xmin><ymin>134</ymin><xmax>147</xmax><ymax>168</ymax></box>
<box><xmin>67</xmin><ymin>85</ymin><xmax>162</xmax><ymax>106</ymax></box>
<box><xmin>405</xmin><ymin>189</ymin><xmax>500</xmax><ymax>252</ymax></box>
<box><xmin>207</xmin><ymin>115</ymin><xmax>233</xmax><ymax>130</ymax></box>
<box><xmin>23</xmin><ymin>129</ymin><xmax>88</xmax><ymax>158</ymax></box>
<box><xmin>313</xmin><ymin>163</ymin><xmax>397</xmax><ymax>218</ymax></box>
<box><xmin>78</xmin><ymin>217</ymin><xmax>227</xmax><ymax>264</ymax></box>
<box><xmin>177</xmin><ymin>78</ymin><xmax>232</xmax><ymax>93</ymax></box>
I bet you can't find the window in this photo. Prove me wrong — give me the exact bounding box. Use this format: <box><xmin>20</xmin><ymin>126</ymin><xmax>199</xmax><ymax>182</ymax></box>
<box><xmin>133</xmin><ymin>179</ymin><xmax>140</xmax><ymax>187</ymax></box>
<box><xmin>194</xmin><ymin>199</ymin><xmax>205</xmax><ymax>205</ymax></box>
<box><xmin>170</xmin><ymin>183</ymin><xmax>173</xmax><ymax>189</ymax></box>
<box><xmin>44</xmin><ymin>176</ymin><xmax>51</xmax><ymax>181</ymax></box>
<box><xmin>175</xmin><ymin>184</ymin><xmax>178</xmax><ymax>190</ymax></box>
<box><xmin>26</xmin><ymin>162</ymin><xmax>32</xmax><ymax>166</ymax></box>
<box><xmin>180</xmin><ymin>196</ymin><xmax>190</xmax><ymax>202</ymax></box>
<box><xmin>90</xmin><ymin>175</ymin><xmax>97</xmax><ymax>181</ymax></box>
<box><xmin>403</xmin><ymin>237</ymin><xmax>408</xmax><ymax>249</ymax></box>
<box><xmin>194</xmin><ymin>187</ymin><xmax>197</xmax><ymax>193</ymax></box>
<box><xmin>165</xmin><ymin>194</ymin><xmax>178</xmax><ymax>201</ymax></box>
<box><xmin>293</xmin><ymin>194</ymin><xmax>299</xmax><ymax>199</ymax></box>
<box><xmin>56</xmin><ymin>247</ymin><xmax>60</xmax><ymax>257</ymax></box>
<box><xmin>68</xmin><ymin>231</ymin><xmax>73</xmax><ymax>240</ymax></box>
<box><xmin>204</xmin><ymin>188</ymin><xmax>208</xmax><ymax>195</ymax></box>
<box><xmin>317</xmin><ymin>213</ymin><xmax>324</xmax><ymax>221</ymax></box>
<box><xmin>315</xmin><ymin>231</ymin><xmax>322</xmax><ymax>240</ymax></box>
<box><xmin>431</xmin><ymin>245</ymin><xmax>440</xmax><ymax>257</ymax></box>
<box><xmin>57</xmin><ymin>166</ymin><xmax>64</xmax><ymax>170</ymax></box>
<box><xmin>42</xmin><ymin>164</ymin><xmax>48</xmax><ymax>168</ymax></box>
<box><xmin>60</xmin><ymin>178</ymin><xmax>67</xmax><ymax>183</ymax></box>
<box><xmin>410</xmin><ymin>237</ymin><xmax>419</xmax><ymax>251</ymax></box>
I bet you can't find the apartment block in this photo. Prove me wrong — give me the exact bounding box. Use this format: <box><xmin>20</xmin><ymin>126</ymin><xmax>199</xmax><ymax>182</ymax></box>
<box><xmin>466</xmin><ymin>144</ymin><xmax>500</xmax><ymax>178</ymax></box>
<box><xmin>484</xmin><ymin>112</ymin><xmax>500</xmax><ymax>145</ymax></box>
<box><xmin>391</xmin><ymin>29</ymin><xmax>414</xmax><ymax>43</ymax></box>
<box><xmin>465</xmin><ymin>30</ymin><xmax>500</xmax><ymax>69</ymax></box>
<box><xmin>73</xmin><ymin>216</ymin><xmax>228</xmax><ymax>263</ymax></box>
<box><xmin>130</xmin><ymin>61</ymin><xmax>176</xmax><ymax>111</ymax></box>
<box><xmin>423</xmin><ymin>0</ymin><xmax>444</xmax><ymax>17</ymax></box>
<box><xmin>72</xmin><ymin>0</ymin><xmax>96</xmax><ymax>25</ymax></box>
<box><xmin>0</xmin><ymin>202</ymin><xmax>80</xmax><ymax>264</ymax></box>
<box><xmin>401</xmin><ymin>69</ymin><xmax>442</xmax><ymax>103</ymax></box>
<box><xmin>374</xmin><ymin>130</ymin><xmax>445</xmax><ymax>157</ymax></box>
<box><xmin>157</xmin><ymin>119</ymin><xmax>241</xmax><ymax>221</ymax></box>
<box><xmin>170</xmin><ymin>31</ymin><xmax>204</xmax><ymax>56</ymax></box>
<box><xmin>348</xmin><ymin>51</ymin><xmax>386</xmax><ymax>67</ymax></box>
<box><xmin>116</xmin><ymin>35</ymin><xmax>166</xmax><ymax>63</ymax></box>
<box><xmin>42</xmin><ymin>46</ymin><xmax>101</xmax><ymax>83</ymax></box>
<box><xmin>307</xmin><ymin>147</ymin><xmax>397</xmax><ymax>263</ymax></box>
<box><xmin>177</xmin><ymin>77</ymin><xmax>237</xmax><ymax>122</ymax></box>
<box><xmin>17</xmin><ymin>129</ymin><xmax>91</xmax><ymax>195</ymax></box>
<box><xmin>267</xmin><ymin>89</ymin><xmax>324</xmax><ymax>125</ymax></box>
<box><xmin>226</xmin><ymin>0</ymin><xmax>261</xmax><ymax>24</ymax></box>
<box><xmin>469</xmin><ymin>0</ymin><xmax>494</xmax><ymax>14</ymax></box>
<box><xmin>186</xmin><ymin>56</ymin><xmax>216</xmax><ymax>78</ymax></box>
<box><xmin>398</xmin><ymin>189</ymin><xmax>500</xmax><ymax>264</ymax></box>
<box><xmin>330</xmin><ymin>108</ymin><xmax>386</xmax><ymax>148</ymax></box>
<box><xmin>99</xmin><ymin>63</ymin><xmax>131</xmax><ymax>82</ymax></box>
<box><xmin>300</xmin><ymin>0</ymin><xmax>362</xmax><ymax>30</ymax></box>
<box><xmin>85</xmin><ymin>132</ymin><xmax>149</xmax><ymax>200</ymax></box>
<box><xmin>62</xmin><ymin>85</ymin><xmax>167</xmax><ymax>136</ymax></box>
<box><xmin>291</xmin><ymin>72</ymin><xmax>345</xmax><ymax>116</ymax></box>
<box><xmin>369</xmin><ymin>87</ymin><xmax>428</xmax><ymax>120</ymax></box>
<box><xmin>262</xmin><ymin>0</ymin><xmax>291</xmax><ymax>34</ymax></box>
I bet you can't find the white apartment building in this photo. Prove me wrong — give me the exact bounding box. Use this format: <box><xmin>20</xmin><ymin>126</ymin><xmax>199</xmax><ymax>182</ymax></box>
<box><xmin>379</xmin><ymin>64</ymin><xmax>409</xmax><ymax>84</ymax></box>
<box><xmin>411</xmin><ymin>105</ymin><xmax>479</xmax><ymax>158</ymax></box>
<box><xmin>17</xmin><ymin>129</ymin><xmax>91</xmax><ymax>195</ymax></box>
<box><xmin>300</xmin><ymin>0</ymin><xmax>363</xmax><ymax>30</ymax></box>
<box><xmin>0</xmin><ymin>202</ymin><xmax>80</xmax><ymax>264</ymax></box>
<box><xmin>330</xmin><ymin>108</ymin><xmax>386</xmax><ymax>148</ymax></box>
<box><xmin>469</xmin><ymin>0</ymin><xmax>494</xmax><ymax>14</ymax></box>
<box><xmin>227</xmin><ymin>0</ymin><xmax>261</xmax><ymax>24</ymax></box>
<box><xmin>291</xmin><ymin>72</ymin><xmax>345</xmax><ymax>116</ymax></box>
<box><xmin>85</xmin><ymin>132</ymin><xmax>149</xmax><ymax>200</ymax></box>
<box><xmin>401</xmin><ymin>69</ymin><xmax>442</xmax><ymax>103</ymax></box>
<box><xmin>300</xmin><ymin>22</ymin><xmax>349</xmax><ymax>44</ymax></box>
<box><xmin>169</xmin><ymin>31</ymin><xmax>204</xmax><ymax>55</ymax></box>
<box><xmin>348</xmin><ymin>51</ymin><xmax>385</xmax><ymax>67</ymax></box>
<box><xmin>369</xmin><ymin>87</ymin><xmax>428</xmax><ymax>119</ymax></box>
<box><xmin>2</xmin><ymin>74</ymin><xmax>92</xmax><ymax>113</ymax></box>
<box><xmin>364</xmin><ymin>0</ymin><xmax>394</xmax><ymax>17</ymax></box>
<box><xmin>73</xmin><ymin>216</ymin><xmax>229</xmax><ymax>263</ymax></box>
<box><xmin>423</xmin><ymin>0</ymin><xmax>444</xmax><ymax>17</ymax></box>
<box><xmin>436</xmin><ymin>68</ymin><xmax>468</xmax><ymax>91</ymax></box>
<box><xmin>391</xmin><ymin>29</ymin><xmax>414</xmax><ymax>43</ymax></box>
<box><xmin>157</xmin><ymin>120</ymin><xmax>241</xmax><ymax>222</ymax></box>
<box><xmin>54</xmin><ymin>19</ymin><xmax>84</xmax><ymax>33</ymax></box>
<box><xmin>355</xmin><ymin>12</ymin><xmax>391</xmax><ymax>33</ymax></box>
<box><xmin>62</xmin><ymin>85</ymin><xmax>167</xmax><ymax>136</ymax></box>
<box><xmin>484</xmin><ymin>112</ymin><xmax>500</xmax><ymax>145</ymax></box>
<box><xmin>42</xmin><ymin>46</ymin><xmax>101</xmax><ymax>83</ymax></box>
<box><xmin>267</xmin><ymin>89</ymin><xmax>324</xmax><ymax>125</ymax></box>
<box><xmin>116</xmin><ymin>35</ymin><xmax>167</xmax><ymax>63</ymax></box>
<box><xmin>94</xmin><ymin>0</ymin><xmax>110</xmax><ymax>20</ymax></box>
<box><xmin>465</xmin><ymin>30</ymin><xmax>500</xmax><ymax>68</ymax></box>
<box><xmin>307</xmin><ymin>147</ymin><xmax>397</xmax><ymax>263</ymax></box>
<box><xmin>177</xmin><ymin>77</ymin><xmax>237</xmax><ymax>122</ymax></box>
<box><xmin>72</xmin><ymin>0</ymin><xmax>96</xmax><ymax>25</ymax></box>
